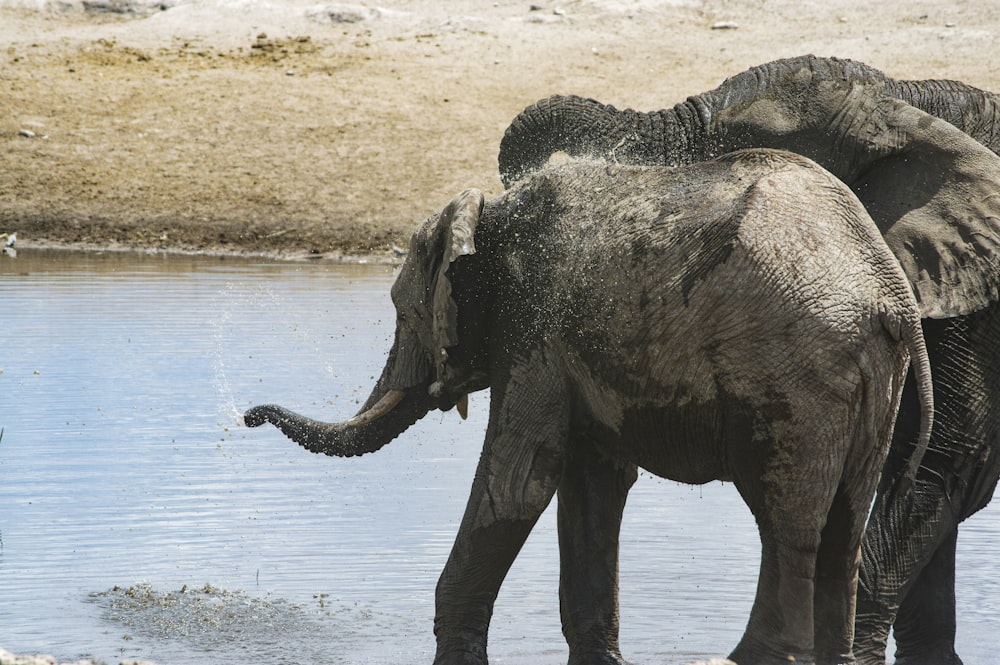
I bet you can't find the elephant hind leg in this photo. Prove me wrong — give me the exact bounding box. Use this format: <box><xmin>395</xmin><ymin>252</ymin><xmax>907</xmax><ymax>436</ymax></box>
<box><xmin>728</xmin><ymin>529</ymin><xmax>820</xmax><ymax>664</ymax></box>
<box><xmin>813</xmin><ymin>484</ymin><xmax>873</xmax><ymax>664</ymax></box>
<box><xmin>728</xmin><ymin>421</ymin><xmax>862</xmax><ymax>663</ymax></box>
<box><xmin>729</xmin><ymin>458</ymin><xmax>835</xmax><ymax>663</ymax></box>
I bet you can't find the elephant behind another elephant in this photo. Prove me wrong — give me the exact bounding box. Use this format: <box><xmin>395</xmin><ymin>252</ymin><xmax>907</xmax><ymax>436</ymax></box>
<box><xmin>246</xmin><ymin>150</ymin><xmax>934</xmax><ymax>664</ymax></box>
<box><xmin>498</xmin><ymin>54</ymin><xmax>1000</xmax><ymax>665</ymax></box>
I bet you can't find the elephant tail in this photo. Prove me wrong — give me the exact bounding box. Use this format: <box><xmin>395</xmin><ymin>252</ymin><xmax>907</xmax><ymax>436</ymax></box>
<box><xmin>884</xmin><ymin>306</ymin><xmax>934</xmax><ymax>494</ymax></box>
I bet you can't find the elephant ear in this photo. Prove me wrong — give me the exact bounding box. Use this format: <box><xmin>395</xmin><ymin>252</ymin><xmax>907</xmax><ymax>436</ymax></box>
<box><xmin>846</xmin><ymin>96</ymin><xmax>1000</xmax><ymax>318</ymax></box>
<box><xmin>431</xmin><ymin>188</ymin><xmax>484</xmax><ymax>377</ymax></box>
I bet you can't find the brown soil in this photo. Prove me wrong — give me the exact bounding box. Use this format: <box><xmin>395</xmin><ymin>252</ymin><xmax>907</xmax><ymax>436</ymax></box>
<box><xmin>2</xmin><ymin>0</ymin><xmax>999</xmax><ymax>261</ymax></box>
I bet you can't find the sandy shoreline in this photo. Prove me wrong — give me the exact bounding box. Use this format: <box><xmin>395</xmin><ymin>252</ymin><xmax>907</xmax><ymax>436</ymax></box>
<box><xmin>2</xmin><ymin>0</ymin><xmax>999</xmax><ymax>260</ymax></box>
<box><xmin>0</xmin><ymin>648</ymin><xmax>154</xmax><ymax>665</ymax></box>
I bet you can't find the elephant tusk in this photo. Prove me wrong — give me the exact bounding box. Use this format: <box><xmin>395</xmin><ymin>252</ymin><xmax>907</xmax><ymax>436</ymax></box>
<box><xmin>344</xmin><ymin>389</ymin><xmax>406</xmax><ymax>427</ymax></box>
<box><xmin>456</xmin><ymin>394</ymin><xmax>469</xmax><ymax>420</ymax></box>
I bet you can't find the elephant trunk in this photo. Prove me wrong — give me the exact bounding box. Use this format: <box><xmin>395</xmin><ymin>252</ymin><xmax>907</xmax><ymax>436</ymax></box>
<box><xmin>498</xmin><ymin>56</ymin><xmax>1000</xmax><ymax>190</ymax></box>
<box><xmin>243</xmin><ymin>386</ymin><xmax>435</xmax><ymax>457</ymax></box>
<box><xmin>886</xmin><ymin>78</ymin><xmax>1000</xmax><ymax>154</ymax></box>
<box><xmin>498</xmin><ymin>95</ymin><xmax>705</xmax><ymax>187</ymax></box>
<box><xmin>497</xmin><ymin>57</ymin><xmax>900</xmax><ymax>188</ymax></box>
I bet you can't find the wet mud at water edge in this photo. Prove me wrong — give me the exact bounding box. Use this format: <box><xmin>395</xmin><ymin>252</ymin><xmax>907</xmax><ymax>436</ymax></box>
<box><xmin>1</xmin><ymin>249</ymin><xmax>998</xmax><ymax>664</ymax></box>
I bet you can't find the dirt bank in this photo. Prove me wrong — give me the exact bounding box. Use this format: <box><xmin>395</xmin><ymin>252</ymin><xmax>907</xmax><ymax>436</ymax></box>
<box><xmin>2</xmin><ymin>0</ymin><xmax>999</xmax><ymax>260</ymax></box>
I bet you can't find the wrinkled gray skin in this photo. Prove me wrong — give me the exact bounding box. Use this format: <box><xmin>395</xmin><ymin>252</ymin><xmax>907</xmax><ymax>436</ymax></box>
<box><xmin>246</xmin><ymin>151</ymin><xmax>935</xmax><ymax>665</ymax></box>
<box><xmin>498</xmin><ymin>55</ymin><xmax>1000</xmax><ymax>665</ymax></box>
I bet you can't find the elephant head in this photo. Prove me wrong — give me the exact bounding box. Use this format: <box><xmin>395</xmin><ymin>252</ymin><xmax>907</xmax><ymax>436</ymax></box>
<box><xmin>498</xmin><ymin>55</ymin><xmax>1000</xmax><ymax>320</ymax></box>
<box><xmin>244</xmin><ymin>189</ymin><xmax>487</xmax><ymax>456</ymax></box>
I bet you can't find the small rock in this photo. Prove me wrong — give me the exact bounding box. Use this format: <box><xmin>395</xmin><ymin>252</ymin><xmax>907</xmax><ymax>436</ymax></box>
<box><xmin>305</xmin><ymin>3</ymin><xmax>379</xmax><ymax>24</ymax></box>
<box><xmin>1</xmin><ymin>232</ymin><xmax>16</xmax><ymax>257</ymax></box>
<box><xmin>80</xmin><ymin>0</ymin><xmax>161</xmax><ymax>15</ymax></box>
<box><xmin>18</xmin><ymin>129</ymin><xmax>35</xmax><ymax>138</ymax></box>
<box><xmin>710</xmin><ymin>21</ymin><xmax>739</xmax><ymax>30</ymax></box>
<box><xmin>0</xmin><ymin>647</ymin><xmax>149</xmax><ymax>665</ymax></box>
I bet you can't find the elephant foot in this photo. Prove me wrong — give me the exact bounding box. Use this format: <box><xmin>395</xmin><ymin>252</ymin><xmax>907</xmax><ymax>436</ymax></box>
<box><xmin>567</xmin><ymin>650</ymin><xmax>633</xmax><ymax>665</ymax></box>
<box><xmin>816</xmin><ymin>657</ymin><xmax>856</xmax><ymax>665</ymax></box>
<box><xmin>433</xmin><ymin>653</ymin><xmax>486</xmax><ymax>665</ymax></box>
<box><xmin>851</xmin><ymin>650</ymin><xmax>885</xmax><ymax>665</ymax></box>
<box><xmin>894</xmin><ymin>651</ymin><xmax>963</xmax><ymax>665</ymax></box>
<box><xmin>728</xmin><ymin>639</ymin><xmax>814</xmax><ymax>665</ymax></box>
<box><xmin>433</xmin><ymin>645</ymin><xmax>488</xmax><ymax>665</ymax></box>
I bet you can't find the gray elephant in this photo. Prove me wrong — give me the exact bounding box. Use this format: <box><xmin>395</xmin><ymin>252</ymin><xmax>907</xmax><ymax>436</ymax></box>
<box><xmin>246</xmin><ymin>150</ymin><xmax>934</xmax><ymax>665</ymax></box>
<box><xmin>498</xmin><ymin>55</ymin><xmax>1000</xmax><ymax>665</ymax></box>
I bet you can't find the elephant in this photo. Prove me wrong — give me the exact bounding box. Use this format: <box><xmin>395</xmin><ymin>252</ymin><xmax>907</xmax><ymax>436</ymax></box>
<box><xmin>245</xmin><ymin>150</ymin><xmax>935</xmax><ymax>665</ymax></box>
<box><xmin>497</xmin><ymin>54</ymin><xmax>1000</xmax><ymax>665</ymax></box>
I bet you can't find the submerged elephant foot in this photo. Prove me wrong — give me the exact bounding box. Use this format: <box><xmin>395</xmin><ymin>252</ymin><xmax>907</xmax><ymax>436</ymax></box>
<box><xmin>894</xmin><ymin>651</ymin><xmax>963</xmax><ymax>665</ymax></box>
<box><xmin>728</xmin><ymin>655</ymin><xmax>817</xmax><ymax>665</ymax></box>
<box><xmin>567</xmin><ymin>650</ymin><xmax>633</xmax><ymax>665</ymax></box>
<box><xmin>727</xmin><ymin>653</ymin><xmax>856</xmax><ymax>665</ymax></box>
<box><xmin>433</xmin><ymin>649</ymin><xmax>487</xmax><ymax>665</ymax></box>
<box><xmin>728</xmin><ymin>639</ymin><xmax>815</xmax><ymax>665</ymax></box>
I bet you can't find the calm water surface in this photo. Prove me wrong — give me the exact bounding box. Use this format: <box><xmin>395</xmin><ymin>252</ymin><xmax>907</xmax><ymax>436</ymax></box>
<box><xmin>0</xmin><ymin>250</ymin><xmax>996</xmax><ymax>664</ymax></box>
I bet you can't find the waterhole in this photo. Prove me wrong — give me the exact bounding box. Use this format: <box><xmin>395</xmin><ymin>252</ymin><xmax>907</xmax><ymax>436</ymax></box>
<box><xmin>0</xmin><ymin>250</ymin><xmax>996</xmax><ymax>663</ymax></box>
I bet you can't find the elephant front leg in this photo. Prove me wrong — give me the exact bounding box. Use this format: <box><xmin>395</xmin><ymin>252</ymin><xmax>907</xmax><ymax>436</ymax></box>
<box><xmin>557</xmin><ymin>435</ymin><xmax>638</xmax><ymax>665</ymax></box>
<box><xmin>433</xmin><ymin>371</ymin><xmax>569</xmax><ymax>665</ymax></box>
<box><xmin>729</xmin><ymin>533</ymin><xmax>818</xmax><ymax>664</ymax></box>
<box><xmin>813</xmin><ymin>487</ymin><xmax>874</xmax><ymax>665</ymax></box>
<box><xmin>434</xmin><ymin>505</ymin><xmax>549</xmax><ymax>664</ymax></box>
<box><xmin>854</xmin><ymin>476</ymin><xmax>958</xmax><ymax>665</ymax></box>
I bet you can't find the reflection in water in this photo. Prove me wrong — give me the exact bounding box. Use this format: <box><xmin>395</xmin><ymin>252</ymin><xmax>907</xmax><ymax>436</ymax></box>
<box><xmin>0</xmin><ymin>249</ymin><xmax>996</xmax><ymax>664</ymax></box>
